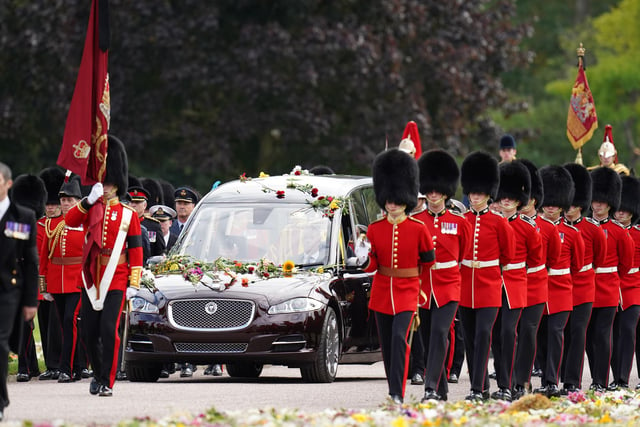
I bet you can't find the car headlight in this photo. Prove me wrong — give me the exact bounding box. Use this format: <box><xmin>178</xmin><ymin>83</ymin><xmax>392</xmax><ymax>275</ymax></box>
<box><xmin>267</xmin><ymin>297</ymin><xmax>323</xmax><ymax>314</ymax></box>
<box><xmin>130</xmin><ymin>296</ymin><xmax>159</xmax><ymax>314</ymax></box>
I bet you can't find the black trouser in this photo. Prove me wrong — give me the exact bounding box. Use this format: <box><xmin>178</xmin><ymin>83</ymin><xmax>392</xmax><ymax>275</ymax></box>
<box><xmin>490</xmin><ymin>291</ymin><xmax>522</xmax><ymax>390</ymax></box>
<box><xmin>410</xmin><ymin>323</ymin><xmax>425</xmax><ymax>376</ymax></box>
<box><xmin>18</xmin><ymin>318</ymin><xmax>39</xmax><ymax>376</ymax></box>
<box><xmin>513</xmin><ymin>303</ymin><xmax>544</xmax><ymax>387</ymax></box>
<box><xmin>561</xmin><ymin>302</ymin><xmax>592</xmax><ymax>388</ymax></box>
<box><xmin>612</xmin><ymin>305</ymin><xmax>640</xmax><ymax>384</ymax></box>
<box><xmin>459</xmin><ymin>306</ymin><xmax>498</xmax><ymax>392</ymax></box>
<box><xmin>419</xmin><ymin>300</ymin><xmax>457</xmax><ymax>395</ymax></box>
<box><xmin>537</xmin><ymin>311</ymin><xmax>570</xmax><ymax>386</ymax></box>
<box><xmin>0</xmin><ymin>287</ymin><xmax>20</xmax><ymax>410</ymax></box>
<box><xmin>81</xmin><ymin>289</ymin><xmax>125</xmax><ymax>388</ymax></box>
<box><xmin>374</xmin><ymin>310</ymin><xmax>414</xmax><ymax>398</ymax></box>
<box><xmin>37</xmin><ymin>299</ymin><xmax>62</xmax><ymax>371</ymax></box>
<box><xmin>447</xmin><ymin>310</ymin><xmax>465</xmax><ymax>378</ymax></box>
<box><xmin>586</xmin><ymin>306</ymin><xmax>616</xmax><ymax>387</ymax></box>
<box><xmin>53</xmin><ymin>293</ymin><xmax>82</xmax><ymax>376</ymax></box>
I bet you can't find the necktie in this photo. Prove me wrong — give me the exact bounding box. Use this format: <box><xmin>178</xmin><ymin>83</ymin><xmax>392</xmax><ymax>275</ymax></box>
<box><xmin>179</xmin><ymin>223</ymin><xmax>184</xmax><ymax>232</ymax></box>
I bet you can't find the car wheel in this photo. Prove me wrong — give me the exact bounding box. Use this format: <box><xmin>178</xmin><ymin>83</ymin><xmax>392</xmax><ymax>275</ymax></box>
<box><xmin>225</xmin><ymin>362</ymin><xmax>263</xmax><ymax>378</ymax></box>
<box><xmin>125</xmin><ymin>361</ymin><xmax>162</xmax><ymax>382</ymax></box>
<box><xmin>300</xmin><ymin>306</ymin><xmax>340</xmax><ymax>383</ymax></box>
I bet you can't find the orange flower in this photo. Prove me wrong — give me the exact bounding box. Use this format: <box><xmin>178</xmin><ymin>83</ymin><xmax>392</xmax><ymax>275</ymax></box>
<box><xmin>282</xmin><ymin>260</ymin><xmax>295</xmax><ymax>274</ymax></box>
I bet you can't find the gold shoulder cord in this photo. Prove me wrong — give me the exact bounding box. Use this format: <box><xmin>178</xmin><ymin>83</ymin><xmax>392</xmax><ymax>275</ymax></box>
<box><xmin>45</xmin><ymin>218</ymin><xmax>67</xmax><ymax>259</ymax></box>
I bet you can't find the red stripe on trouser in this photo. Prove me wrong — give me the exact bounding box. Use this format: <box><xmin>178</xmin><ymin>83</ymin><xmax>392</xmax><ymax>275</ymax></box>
<box><xmin>446</xmin><ymin>320</ymin><xmax>455</xmax><ymax>377</ymax></box>
<box><xmin>400</xmin><ymin>313</ymin><xmax>414</xmax><ymax>398</ymax></box>
<box><xmin>107</xmin><ymin>295</ymin><xmax>127</xmax><ymax>387</ymax></box>
<box><xmin>69</xmin><ymin>297</ymin><xmax>82</xmax><ymax>371</ymax></box>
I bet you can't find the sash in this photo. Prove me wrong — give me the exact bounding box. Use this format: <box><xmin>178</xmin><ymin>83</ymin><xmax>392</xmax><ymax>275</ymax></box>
<box><xmin>84</xmin><ymin>208</ymin><xmax>133</xmax><ymax>311</ymax></box>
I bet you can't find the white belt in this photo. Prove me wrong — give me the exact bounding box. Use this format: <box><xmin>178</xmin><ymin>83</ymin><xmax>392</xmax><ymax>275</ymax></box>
<box><xmin>596</xmin><ymin>266</ymin><xmax>618</xmax><ymax>274</ymax></box>
<box><xmin>527</xmin><ymin>264</ymin><xmax>546</xmax><ymax>274</ymax></box>
<box><xmin>432</xmin><ymin>260</ymin><xmax>458</xmax><ymax>270</ymax></box>
<box><xmin>461</xmin><ymin>259</ymin><xmax>500</xmax><ymax>268</ymax></box>
<box><xmin>548</xmin><ymin>268</ymin><xmax>570</xmax><ymax>276</ymax></box>
<box><xmin>503</xmin><ymin>262</ymin><xmax>526</xmax><ymax>271</ymax></box>
<box><xmin>578</xmin><ymin>263</ymin><xmax>593</xmax><ymax>273</ymax></box>
<box><xmin>628</xmin><ymin>268</ymin><xmax>640</xmax><ymax>274</ymax></box>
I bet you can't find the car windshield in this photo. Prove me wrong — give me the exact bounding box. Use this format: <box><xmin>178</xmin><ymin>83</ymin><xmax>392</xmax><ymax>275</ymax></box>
<box><xmin>177</xmin><ymin>203</ymin><xmax>332</xmax><ymax>266</ymax></box>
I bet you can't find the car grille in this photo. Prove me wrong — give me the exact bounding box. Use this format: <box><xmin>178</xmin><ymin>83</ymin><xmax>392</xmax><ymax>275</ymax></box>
<box><xmin>174</xmin><ymin>342</ymin><xmax>248</xmax><ymax>353</ymax></box>
<box><xmin>168</xmin><ymin>299</ymin><xmax>255</xmax><ymax>331</ymax></box>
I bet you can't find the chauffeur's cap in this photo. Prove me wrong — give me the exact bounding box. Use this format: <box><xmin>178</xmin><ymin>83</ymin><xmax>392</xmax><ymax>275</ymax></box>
<box><xmin>174</xmin><ymin>186</ymin><xmax>199</xmax><ymax>204</ymax></box>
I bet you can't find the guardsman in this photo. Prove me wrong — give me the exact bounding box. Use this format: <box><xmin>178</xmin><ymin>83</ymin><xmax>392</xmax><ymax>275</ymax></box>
<box><xmin>65</xmin><ymin>136</ymin><xmax>143</xmax><ymax>397</ymax></box>
<box><xmin>610</xmin><ymin>175</ymin><xmax>640</xmax><ymax>390</ymax></box>
<box><xmin>170</xmin><ymin>187</ymin><xmax>199</xmax><ymax>235</ymax></box>
<box><xmin>586</xmin><ymin>167</ymin><xmax>634</xmax><ymax>391</ymax></box>
<box><xmin>535</xmin><ymin>166</ymin><xmax>584</xmax><ymax>398</ymax></box>
<box><xmin>38</xmin><ymin>175</ymin><xmax>87</xmax><ymax>382</ymax></box>
<box><xmin>459</xmin><ymin>151</ymin><xmax>514</xmax><ymax>401</ymax></box>
<box><xmin>362</xmin><ymin>147</ymin><xmax>435</xmax><ymax>404</ymax></box>
<box><xmin>126</xmin><ymin>186</ymin><xmax>164</xmax><ymax>262</ymax></box>
<box><xmin>513</xmin><ymin>159</ymin><xmax>562</xmax><ymax>399</ymax></box>
<box><xmin>491</xmin><ymin>161</ymin><xmax>542</xmax><ymax>401</ymax></box>
<box><xmin>0</xmin><ymin>162</ymin><xmax>39</xmax><ymax>422</ymax></box>
<box><xmin>414</xmin><ymin>149</ymin><xmax>471</xmax><ymax>402</ymax></box>
<box><xmin>560</xmin><ymin>163</ymin><xmax>606</xmax><ymax>394</ymax></box>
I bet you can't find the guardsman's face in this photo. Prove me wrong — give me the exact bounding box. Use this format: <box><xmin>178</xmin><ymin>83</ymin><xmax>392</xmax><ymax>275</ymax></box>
<box><xmin>385</xmin><ymin>201</ymin><xmax>406</xmax><ymax>217</ymax></box>
<box><xmin>614</xmin><ymin>210</ymin><xmax>632</xmax><ymax>225</ymax></box>
<box><xmin>498</xmin><ymin>198</ymin><xmax>518</xmax><ymax>213</ymax></box>
<box><xmin>469</xmin><ymin>193</ymin><xmax>490</xmax><ymax>209</ymax></box>
<box><xmin>591</xmin><ymin>201</ymin><xmax>610</xmax><ymax>218</ymax></box>
<box><xmin>542</xmin><ymin>206</ymin><xmax>561</xmax><ymax>220</ymax></box>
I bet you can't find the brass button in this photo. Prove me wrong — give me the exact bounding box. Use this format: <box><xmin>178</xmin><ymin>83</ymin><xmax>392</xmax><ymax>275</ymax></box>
<box><xmin>11</xmin><ymin>278</ymin><xmax>17</xmax><ymax>285</ymax></box>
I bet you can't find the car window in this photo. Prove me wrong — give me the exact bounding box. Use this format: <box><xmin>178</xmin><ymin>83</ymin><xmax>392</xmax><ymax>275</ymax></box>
<box><xmin>177</xmin><ymin>203</ymin><xmax>331</xmax><ymax>266</ymax></box>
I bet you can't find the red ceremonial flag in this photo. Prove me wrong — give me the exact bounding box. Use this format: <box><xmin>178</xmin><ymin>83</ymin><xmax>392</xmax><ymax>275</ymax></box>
<box><xmin>400</xmin><ymin>121</ymin><xmax>422</xmax><ymax>159</ymax></box>
<box><xmin>57</xmin><ymin>0</ymin><xmax>110</xmax><ymax>186</ymax></box>
<box><xmin>567</xmin><ymin>62</ymin><xmax>598</xmax><ymax>150</ymax></box>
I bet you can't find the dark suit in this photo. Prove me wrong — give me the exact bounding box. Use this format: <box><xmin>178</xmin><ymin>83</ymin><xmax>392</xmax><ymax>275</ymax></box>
<box><xmin>0</xmin><ymin>200</ymin><xmax>38</xmax><ymax>411</ymax></box>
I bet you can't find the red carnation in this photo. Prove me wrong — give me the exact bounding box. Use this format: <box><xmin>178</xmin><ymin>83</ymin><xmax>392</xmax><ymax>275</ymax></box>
<box><xmin>311</xmin><ymin>188</ymin><xmax>319</xmax><ymax>197</ymax></box>
<box><xmin>276</xmin><ymin>190</ymin><xmax>285</xmax><ymax>199</ymax></box>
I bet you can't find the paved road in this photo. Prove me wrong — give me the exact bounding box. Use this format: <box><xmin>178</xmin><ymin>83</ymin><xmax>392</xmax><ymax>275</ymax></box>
<box><xmin>3</xmin><ymin>360</ymin><xmax>636</xmax><ymax>425</ymax></box>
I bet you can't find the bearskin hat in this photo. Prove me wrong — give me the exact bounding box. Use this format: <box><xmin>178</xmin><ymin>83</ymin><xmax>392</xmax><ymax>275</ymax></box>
<box><xmin>563</xmin><ymin>163</ymin><xmax>592</xmax><ymax>212</ymax></box>
<box><xmin>105</xmin><ymin>135</ymin><xmax>128</xmax><ymax>198</ymax></box>
<box><xmin>159</xmin><ymin>179</ymin><xmax>175</xmax><ymax>210</ymax></box>
<box><xmin>11</xmin><ymin>174</ymin><xmax>47</xmax><ymax>218</ymax></box>
<box><xmin>38</xmin><ymin>167</ymin><xmax>65</xmax><ymax>205</ymax></box>
<box><xmin>539</xmin><ymin>166</ymin><xmax>575</xmax><ymax>211</ymax></box>
<box><xmin>591</xmin><ymin>166</ymin><xmax>622</xmax><ymax>213</ymax></box>
<box><xmin>619</xmin><ymin>175</ymin><xmax>640</xmax><ymax>219</ymax></box>
<box><xmin>58</xmin><ymin>174</ymin><xmax>82</xmax><ymax>199</ymax></box>
<box><xmin>141</xmin><ymin>177</ymin><xmax>164</xmax><ymax>206</ymax></box>
<box><xmin>518</xmin><ymin>159</ymin><xmax>543</xmax><ymax>208</ymax></box>
<box><xmin>128</xmin><ymin>175</ymin><xmax>142</xmax><ymax>188</ymax></box>
<box><xmin>309</xmin><ymin>165</ymin><xmax>335</xmax><ymax>175</ymax></box>
<box><xmin>497</xmin><ymin>161</ymin><xmax>531</xmax><ymax>207</ymax></box>
<box><xmin>460</xmin><ymin>151</ymin><xmax>499</xmax><ymax>199</ymax></box>
<box><xmin>372</xmin><ymin>148</ymin><xmax>419</xmax><ymax>214</ymax></box>
<box><xmin>418</xmin><ymin>149</ymin><xmax>459</xmax><ymax>199</ymax></box>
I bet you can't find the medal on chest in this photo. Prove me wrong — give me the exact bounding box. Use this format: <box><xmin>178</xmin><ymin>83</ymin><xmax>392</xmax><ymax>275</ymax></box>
<box><xmin>111</xmin><ymin>210</ymin><xmax>118</xmax><ymax>222</ymax></box>
<box><xmin>441</xmin><ymin>222</ymin><xmax>458</xmax><ymax>235</ymax></box>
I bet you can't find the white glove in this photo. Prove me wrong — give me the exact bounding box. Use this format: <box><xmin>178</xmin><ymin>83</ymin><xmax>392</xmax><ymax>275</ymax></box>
<box><xmin>354</xmin><ymin>235</ymin><xmax>371</xmax><ymax>265</ymax></box>
<box><xmin>126</xmin><ymin>287</ymin><xmax>138</xmax><ymax>300</ymax></box>
<box><xmin>87</xmin><ymin>182</ymin><xmax>104</xmax><ymax>204</ymax></box>
<box><xmin>42</xmin><ymin>292</ymin><xmax>55</xmax><ymax>302</ymax></box>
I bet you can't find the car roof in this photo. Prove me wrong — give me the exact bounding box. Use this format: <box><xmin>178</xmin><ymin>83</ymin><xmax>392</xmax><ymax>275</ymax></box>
<box><xmin>202</xmin><ymin>174</ymin><xmax>372</xmax><ymax>204</ymax></box>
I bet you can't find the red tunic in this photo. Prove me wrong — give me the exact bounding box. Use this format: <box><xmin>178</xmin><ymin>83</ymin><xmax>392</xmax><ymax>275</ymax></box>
<box><xmin>39</xmin><ymin>215</ymin><xmax>85</xmax><ymax>294</ymax></box>
<box><xmin>502</xmin><ymin>214</ymin><xmax>543</xmax><ymax>309</ymax></box>
<box><xmin>415</xmin><ymin>208</ymin><xmax>471</xmax><ymax>307</ymax></box>
<box><xmin>565</xmin><ymin>216</ymin><xmax>607</xmax><ymax>306</ymax></box>
<box><xmin>593</xmin><ymin>218</ymin><xmax>635</xmax><ymax>308</ymax></box>
<box><xmin>460</xmin><ymin>207</ymin><xmax>514</xmax><ymax>308</ymax></box>
<box><xmin>365</xmin><ymin>216</ymin><xmax>434</xmax><ymax>315</ymax></box>
<box><xmin>65</xmin><ymin>198</ymin><xmax>143</xmax><ymax>292</ymax></box>
<box><xmin>526</xmin><ymin>215</ymin><xmax>561</xmax><ymax>307</ymax></box>
<box><xmin>545</xmin><ymin>220</ymin><xmax>584</xmax><ymax>314</ymax></box>
<box><xmin>619</xmin><ymin>225</ymin><xmax>640</xmax><ymax>309</ymax></box>
<box><xmin>36</xmin><ymin>216</ymin><xmax>51</xmax><ymax>301</ymax></box>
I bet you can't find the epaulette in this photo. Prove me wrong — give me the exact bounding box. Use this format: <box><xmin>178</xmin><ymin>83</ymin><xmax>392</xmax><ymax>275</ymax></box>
<box><xmin>519</xmin><ymin>214</ymin><xmax>536</xmax><ymax>228</ymax></box>
<box><xmin>633</xmin><ymin>224</ymin><xmax>640</xmax><ymax>232</ymax></box>
<box><xmin>143</xmin><ymin>214</ymin><xmax>160</xmax><ymax>224</ymax></box>
<box><xmin>37</xmin><ymin>218</ymin><xmax>46</xmax><ymax>227</ymax></box>
<box><xmin>611</xmin><ymin>219</ymin><xmax>626</xmax><ymax>229</ymax></box>
<box><xmin>122</xmin><ymin>203</ymin><xmax>137</xmax><ymax>213</ymax></box>
<box><xmin>562</xmin><ymin>221</ymin><xmax>579</xmax><ymax>232</ymax></box>
<box><xmin>538</xmin><ymin>215</ymin><xmax>556</xmax><ymax>225</ymax></box>
<box><xmin>489</xmin><ymin>210</ymin><xmax>503</xmax><ymax>218</ymax></box>
<box><xmin>585</xmin><ymin>217</ymin><xmax>600</xmax><ymax>226</ymax></box>
<box><xmin>408</xmin><ymin>216</ymin><xmax>425</xmax><ymax>225</ymax></box>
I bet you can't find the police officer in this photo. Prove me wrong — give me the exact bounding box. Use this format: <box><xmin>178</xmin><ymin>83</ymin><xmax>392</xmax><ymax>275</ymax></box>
<box><xmin>586</xmin><ymin>167</ymin><xmax>634</xmax><ymax>391</ymax></box>
<box><xmin>459</xmin><ymin>151</ymin><xmax>515</xmax><ymax>401</ymax></box>
<box><xmin>491</xmin><ymin>161</ymin><xmax>543</xmax><ymax>401</ymax></box>
<box><xmin>362</xmin><ymin>148</ymin><xmax>435</xmax><ymax>404</ymax></box>
<box><xmin>65</xmin><ymin>136</ymin><xmax>144</xmax><ymax>397</ymax></box>
<box><xmin>561</xmin><ymin>163</ymin><xmax>606</xmax><ymax>394</ymax></box>
<box><xmin>414</xmin><ymin>149</ymin><xmax>471</xmax><ymax>402</ymax></box>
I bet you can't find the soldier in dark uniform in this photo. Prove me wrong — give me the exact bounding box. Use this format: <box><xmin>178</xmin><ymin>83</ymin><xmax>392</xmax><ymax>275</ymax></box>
<box><xmin>0</xmin><ymin>162</ymin><xmax>39</xmax><ymax>422</ymax></box>
<box><xmin>65</xmin><ymin>136</ymin><xmax>144</xmax><ymax>397</ymax></box>
<box><xmin>586</xmin><ymin>167</ymin><xmax>634</xmax><ymax>391</ymax></box>
<box><xmin>491</xmin><ymin>161</ymin><xmax>543</xmax><ymax>401</ymax></box>
<box><xmin>149</xmin><ymin>205</ymin><xmax>178</xmax><ymax>253</ymax></box>
<box><xmin>170</xmin><ymin>187</ymin><xmax>199</xmax><ymax>235</ymax></box>
<box><xmin>362</xmin><ymin>148</ymin><xmax>435</xmax><ymax>404</ymax></box>
<box><xmin>414</xmin><ymin>149</ymin><xmax>471</xmax><ymax>402</ymax></box>
<box><xmin>126</xmin><ymin>186</ymin><xmax>165</xmax><ymax>260</ymax></box>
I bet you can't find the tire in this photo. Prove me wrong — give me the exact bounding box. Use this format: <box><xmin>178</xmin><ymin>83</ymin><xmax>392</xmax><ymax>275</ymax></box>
<box><xmin>126</xmin><ymin>361</ymin><xmax>162</xmax><ymax>382</ymax></box>
<box><xmin>225</xmin><ymin>362</ymin><xmax>263</xmax><ymax>378</ymax></box>
<box><xmin>300</xmin><ymin>307</ymin><xmax>340</xmax><ymax>383</ymax></box>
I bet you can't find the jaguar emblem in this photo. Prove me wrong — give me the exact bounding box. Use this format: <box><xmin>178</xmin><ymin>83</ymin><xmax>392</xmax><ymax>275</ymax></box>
<box><xmin>204</xmin><ymin>301</ymin><xmax>218</xmax><ymax>315</ymax></box>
